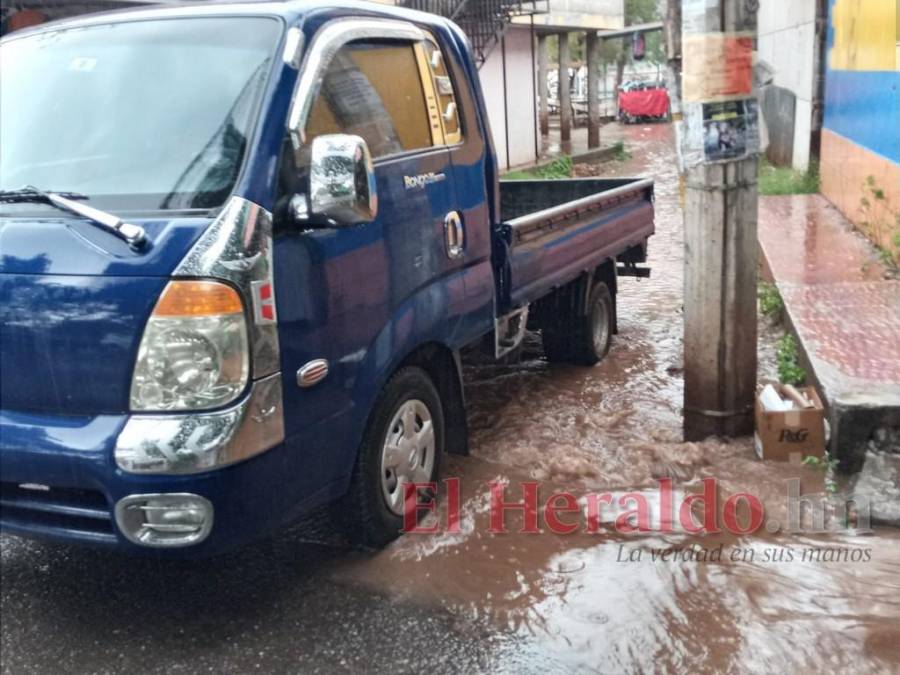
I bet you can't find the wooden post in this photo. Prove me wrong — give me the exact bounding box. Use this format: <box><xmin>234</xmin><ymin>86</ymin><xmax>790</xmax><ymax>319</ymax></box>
<box><xmin>537</xmin><ymin>33</ymin><xmax>550</xmax><ymax>137</ymax></box>
<box><xmin>681</xmin><ymin>0</ymin><xmax>759</xmax><ymax>440</ymax></box>
<box><xmin>613</xmin><ymin>47</ymin><xmax>627</xmax><ymax>118</ymax></box>
<box><xmin>586</xmin><ymin>31</ymin><xmax>601</xmax><ymax>149</ymax></box>
<box><xmin>558</xmin><ymin>32</ymin><xmax>571</xmax><ymax>144</ymax></box>
<box><xmin>665</xmin><ymin>0</ymin><xmax>682</xmax><ymax>118</ymax></box>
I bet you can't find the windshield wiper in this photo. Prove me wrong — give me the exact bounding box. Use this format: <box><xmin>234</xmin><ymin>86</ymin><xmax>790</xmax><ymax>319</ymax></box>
<box><xmin>0</xmin><ymin>186</ymin><xmax>147</xmax><ymax>249</ymax></box>
<box><xmin>0</xmin><ymin>188</ymin><xmax>90</xmax><ymax>203</ymax></box>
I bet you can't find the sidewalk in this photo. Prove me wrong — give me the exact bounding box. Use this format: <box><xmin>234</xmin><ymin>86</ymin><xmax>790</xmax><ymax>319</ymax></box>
<box><xmin>538</xmin><ymin>120</ymin><xmax>624</xmax><ymax>162</ymax></box>
<box><xmin>758</xmin><ymin>194</ymin><xmax>900</xmax><ymax>466</ymax></box>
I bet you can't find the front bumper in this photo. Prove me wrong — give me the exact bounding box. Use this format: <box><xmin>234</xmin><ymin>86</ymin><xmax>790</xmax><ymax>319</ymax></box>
<box><xmin>0</xmin><ymin>403</ymin><xmax>292</xmax><ymax>556</ymax></box>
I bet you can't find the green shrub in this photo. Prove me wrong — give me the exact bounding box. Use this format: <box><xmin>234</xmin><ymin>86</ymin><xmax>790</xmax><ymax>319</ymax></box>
<box><xmin>802</xmin><ymin>453</ymin><xmax>839</xmax><ymax>493</ymax></box>
<box><xmin>758</xmin><ymin>281</ymin><xmax>784</xmax><ymax>318</ymax></box>
<box><xmin>612</xmin><ymin>142</ymin><xmax>630</xmax><ymax>162</ymax></box>
<box><xmin>534</xmin><ymin>155</ymin><xmax>573</xmax><ymax>179</ymax></box>
<box><xmin>776</xmin><ymin>333</ymin><xmax>806</xmax><ymax>385</ymax></box>
<box><xmin>504</xmin><ymin>155</ymin><xmax>573</xmax><ymax>181</ymax></box>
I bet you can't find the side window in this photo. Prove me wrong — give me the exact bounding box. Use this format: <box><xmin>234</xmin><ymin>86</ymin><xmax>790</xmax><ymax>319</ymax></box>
<box><xmin>422</xmin><ymin>37</ymin><xmax>462</xmax><ymax>144</ymax></box>
<box><xmin>305</xmin><ymin>41</ymin><xmax>434</xmax><ymax>158</ymax></box>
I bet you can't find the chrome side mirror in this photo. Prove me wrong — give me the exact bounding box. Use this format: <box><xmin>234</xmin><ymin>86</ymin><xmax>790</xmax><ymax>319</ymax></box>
<box><xmin>308</xmin><ymin>134</ymin><xmax>378</xmax><ymax>226</ymax></box>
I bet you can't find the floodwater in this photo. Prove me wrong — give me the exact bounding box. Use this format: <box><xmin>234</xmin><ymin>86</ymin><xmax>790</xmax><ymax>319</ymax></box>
<box><xmin>333</xmin><ymin>124</ymin><xmax>900</xmax><ymax>672</ymax></box>
<box><xmin>2</xmin><ymin>124</ymin><xmax>897</xmax><ymax>674</ymax></box>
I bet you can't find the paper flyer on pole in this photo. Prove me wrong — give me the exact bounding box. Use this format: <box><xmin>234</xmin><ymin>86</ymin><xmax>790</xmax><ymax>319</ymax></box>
<box><xmin>675</xmin><ymin>0</ymin><xmax>761</xmax><ymax>169</ymax></box>
<box><xmin>681</xmin><ymin>33</ymin><xmax>754</xmax><ymax>103</ymax></box>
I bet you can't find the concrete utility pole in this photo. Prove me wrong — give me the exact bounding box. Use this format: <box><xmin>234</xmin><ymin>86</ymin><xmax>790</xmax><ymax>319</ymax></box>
<box><xmin>558</xmin><ymin>32</ymin><xmax>572</xmax><ymax>145</ymax></box>
<box><xmin>680</xmin><ymin>0</ymin><xmax>759</xmax><ymax>440</ymax></box>
<box><xmin>537</xmin><ymin>34</ymin><xmax>550</xmax><ymax>137</ymax></box>
<box><xmin>586</xmin><ymin>31</ymin><xmax>601</xmax><ymax>149</ymax></box>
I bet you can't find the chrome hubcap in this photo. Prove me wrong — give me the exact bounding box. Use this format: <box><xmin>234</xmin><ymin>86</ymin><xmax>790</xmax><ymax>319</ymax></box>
<box><xmin>592</xmin><ymin>296</ymin><xmax>609</xmax><ymax>355</ymax></box>
<box><xmin>380</xmin><ymin>399</ymin><xmax>435</xmax><ymax>516</ymax></box>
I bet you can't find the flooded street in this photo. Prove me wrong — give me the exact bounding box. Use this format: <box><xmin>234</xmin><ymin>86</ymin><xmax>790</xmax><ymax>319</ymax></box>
<box><xmin>2</xmin><ymin>124</ymin><xmax>898</xmax><ymax>674</ymax></box>
<box><xmin>335</xmin><ymin>123</ymin><xmax>900</xmax><ymax>672</ymax></box>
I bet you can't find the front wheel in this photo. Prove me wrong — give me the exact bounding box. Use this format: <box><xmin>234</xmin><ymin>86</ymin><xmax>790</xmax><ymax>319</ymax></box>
<box><xmin>341</xmin><ymin>367</ymin><xmax>444</xmax><ymax>548</ymax></box>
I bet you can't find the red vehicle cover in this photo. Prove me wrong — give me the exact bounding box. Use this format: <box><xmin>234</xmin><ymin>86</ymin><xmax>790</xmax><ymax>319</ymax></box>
<box><xmin>618</xmin><ymin>88</ymin><xmax>670</xmax><ymax>117</ymax></box>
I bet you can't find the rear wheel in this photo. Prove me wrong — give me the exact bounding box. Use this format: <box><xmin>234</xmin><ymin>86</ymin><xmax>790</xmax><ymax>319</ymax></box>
<box><xmin>543</xmin><ymin>280</ymin><xmax>613</xmax><ymax>366</ymax></box>
<box><xmin>341</xmin><ymin>367</ymin><xmax>443</xmax><ymax>548</ymax></box>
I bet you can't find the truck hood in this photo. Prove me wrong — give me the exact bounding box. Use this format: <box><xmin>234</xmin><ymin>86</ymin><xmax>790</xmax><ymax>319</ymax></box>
<box><xmin>0</xmin><ymin>214</ymin><xmax>212</xmax><ymax>277</ymax></box>
<box><xmin>0</xmin><ymin>215</ymin><xmax>212</xmax><ymax>415</ymax></box>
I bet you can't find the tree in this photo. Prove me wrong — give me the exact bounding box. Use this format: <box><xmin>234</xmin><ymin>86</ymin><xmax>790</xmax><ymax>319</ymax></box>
<box><xmin>611</xmin><ymin>0</ymin><xmax>664</xmax><ymax>97</ymax></box>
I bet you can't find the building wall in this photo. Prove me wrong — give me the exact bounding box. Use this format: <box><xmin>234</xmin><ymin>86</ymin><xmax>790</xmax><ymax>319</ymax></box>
<box><xmin>820</xmin><ymin>0</ymin><xmax>900</xmax><ymax>260</ymax></box>
<box><xmin>479</xmin><ymin>25</ymin><xmax>539</xmax><ymax>170</ymax></box>
<box><xmin>515</xmin><ymin>0</ymin><xmax>624</xmax><ymax>31</ymax></box>
<box><xmin>757</xmin><ymin>0</ymin><xmax>817</xmax><ymax>170</ymax></box>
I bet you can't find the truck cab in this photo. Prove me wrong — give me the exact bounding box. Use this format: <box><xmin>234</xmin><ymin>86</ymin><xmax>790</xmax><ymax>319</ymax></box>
<box><xmin>0</xmin><ymin>1</ymin><xmax>653</xmax><ymax>554</ymax></box>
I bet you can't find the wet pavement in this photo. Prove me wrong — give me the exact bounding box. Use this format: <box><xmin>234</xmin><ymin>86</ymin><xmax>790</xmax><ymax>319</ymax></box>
<box><xmin>758</xmin><ymin>194</ymin><xmax>900</xmax><ymax>487</ymax></box>
<box><xmin>3</xmin><ymin>124</ymin><xmax>900</xmax><ymax>674</ymax></box>
<box><xmin>759</xmin><ymin>195</ymin><xmax>900</xmax><ymax>388</ymax></box>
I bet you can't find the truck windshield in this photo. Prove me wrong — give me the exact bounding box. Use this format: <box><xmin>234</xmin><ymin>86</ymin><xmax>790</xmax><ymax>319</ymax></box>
<box><xmin>0</xmin><ymin>17</ymin><xmax>281</xmax><ymax>212</ymax></box>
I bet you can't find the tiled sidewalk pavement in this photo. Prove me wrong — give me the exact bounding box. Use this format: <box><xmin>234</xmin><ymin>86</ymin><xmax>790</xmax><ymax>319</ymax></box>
<box><xmin>758</xmin><ymin>194</ymin><xmax>900</xmax><ymax>467</ymax></box>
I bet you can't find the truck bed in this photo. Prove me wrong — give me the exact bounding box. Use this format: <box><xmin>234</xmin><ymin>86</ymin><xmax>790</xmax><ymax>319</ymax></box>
<box><xmin>498</xmin><ymin>177</ymin><xmax>654</xmax><ymax>310</ymax></box>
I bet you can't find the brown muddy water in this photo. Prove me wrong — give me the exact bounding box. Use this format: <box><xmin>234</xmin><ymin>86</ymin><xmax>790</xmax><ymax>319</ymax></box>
<box><xmin>333</xmin><ymin>124</ymin><xmax>900</xmax><ymax>672</ymax></box>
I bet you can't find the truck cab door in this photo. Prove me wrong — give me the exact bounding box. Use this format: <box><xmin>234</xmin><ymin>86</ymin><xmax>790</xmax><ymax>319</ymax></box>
<box><xmin>270</xmin><ymin>30</ymin><xmax>466</xmax><ymax>503</ymax></box>
<box><xmin>420</xmin><ymin>33</ymin><xmax>496</xmax><ymax>344</ymax></box>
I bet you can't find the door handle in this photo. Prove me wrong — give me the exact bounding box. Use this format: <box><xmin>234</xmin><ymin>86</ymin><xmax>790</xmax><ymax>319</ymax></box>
<box><xmin>444</xmin><ymin>211</ymin><xmax>464</xmax><ymax>259</ymax></box>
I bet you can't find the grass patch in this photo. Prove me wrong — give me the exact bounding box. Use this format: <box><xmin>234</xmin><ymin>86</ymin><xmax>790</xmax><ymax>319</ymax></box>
<box><xmin>504</xmin><ymin>155</ymin><xmax>573</xmax><ymax>181</ymax></box>
<box><xmin>758</xmin><ymin>281</ymin><xmax>784</xmax><ymax>319</ymax></box>
<box><xmin>502</xmin><ymin>169</ymin><xmax>534</xmax><ymax>180</ymax></box>
<box><xmin>612</xmin><ymin>141</ymin><xmax>630</xmax><ymax>162</ymax></box>
<box><xmin>776</xmin><ymin>333</ymin><xmax>806</xmax><ymax>386</ymax></box>
<box><xmin>758</xmin><ymin>159</ymin><xmax>819</xmax><ymax>196</ymax></box>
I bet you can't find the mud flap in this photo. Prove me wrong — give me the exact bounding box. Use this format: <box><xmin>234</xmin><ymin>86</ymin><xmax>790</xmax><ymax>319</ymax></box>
<box><xmin>445</xmin><ymin>350</ymin><xmax>469</xmax><ymax>456</ymax></box>
<box><xmin>494</xmin><ymin>306</ymin><xmax>529</xmax><ymax>359</ymax></box>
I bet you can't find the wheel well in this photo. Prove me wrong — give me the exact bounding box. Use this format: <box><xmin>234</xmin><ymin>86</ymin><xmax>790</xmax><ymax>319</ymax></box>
<box><xmin>532</xmin><ymin>258</ymin><xmax>618</xmax><ymax>332</ymax></box>
<box><xmin>396</xmin><ymin>342</ymin><xmax>469</xmax><ymax>456</ymax></box>
<box><xmin>595</xmin><ymin>258</ymin><xmax>617</xmax><ymax>298</ymax></box>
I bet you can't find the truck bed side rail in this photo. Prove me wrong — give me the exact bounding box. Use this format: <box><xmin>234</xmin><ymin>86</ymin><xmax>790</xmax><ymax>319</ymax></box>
<box><xmin>503</xmin><ymin>178</ymin><xmax>654</xmax><ymax>243</ymax></box>
<box><xmin>497</xmin><ymin>177</ymin><xmax>655</xmax><ymax>312</ymax></box>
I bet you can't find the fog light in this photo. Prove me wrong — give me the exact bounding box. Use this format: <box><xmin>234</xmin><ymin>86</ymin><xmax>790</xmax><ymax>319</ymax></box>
<box><xmin>115</xmin><ymin>494</ymin><xmax>213</xmax><ymax>547</ymax></box>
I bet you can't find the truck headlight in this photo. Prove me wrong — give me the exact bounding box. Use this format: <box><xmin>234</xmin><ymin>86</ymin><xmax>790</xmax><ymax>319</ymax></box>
<box><xmin>130</xmin><ymin>280</ymin><xmax>249</xmax><ymax>411</ymax></box>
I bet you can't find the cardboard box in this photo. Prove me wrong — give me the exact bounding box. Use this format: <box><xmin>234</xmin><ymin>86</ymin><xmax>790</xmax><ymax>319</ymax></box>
<box><xmin>754</xmin><ymin>385</ymin><xmax>825</xmax><ymax>462</ymax></box>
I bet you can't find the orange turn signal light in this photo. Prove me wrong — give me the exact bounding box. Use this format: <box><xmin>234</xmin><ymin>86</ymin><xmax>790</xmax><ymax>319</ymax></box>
<box><xmin>153</xmin><ymin>280</ymin><xmax>243</xmax><ymax>317</ymax></box>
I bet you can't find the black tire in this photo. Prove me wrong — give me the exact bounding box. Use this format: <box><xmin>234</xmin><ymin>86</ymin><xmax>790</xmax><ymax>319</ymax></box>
<box><xmin>341</xmin><ymin>366</ymin><xmax>444</xmax><ymax>548</ymax></box>
<box><xmin>543</xmin><ymin>280</ymin><xmax>613</xmax><ymax>366</ymax></box>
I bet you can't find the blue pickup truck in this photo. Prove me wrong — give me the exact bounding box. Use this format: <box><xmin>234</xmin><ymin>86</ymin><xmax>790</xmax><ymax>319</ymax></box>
<box><xmin>0</xmin><ymin>1</ymin><xmax>654</xmax><ymax>554</ymax></box>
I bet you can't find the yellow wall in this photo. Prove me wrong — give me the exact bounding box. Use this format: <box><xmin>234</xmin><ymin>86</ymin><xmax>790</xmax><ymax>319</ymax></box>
<box><xmin>829</xmin><ymin>0</ymin><xmax>900</xmax><ymax>71</ymax></box>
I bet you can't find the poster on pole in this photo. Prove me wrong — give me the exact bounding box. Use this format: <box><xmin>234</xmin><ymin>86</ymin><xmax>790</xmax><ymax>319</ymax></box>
<box><xmin>676</xmin><ymin>25</ymin><xmax>759</xmax><ymax>167</ymax></box>
<box><xmin>700</xmin><ymin>100</ymin><xmax>760</xmax><ymax>161</ymax></box>
<box><xmin>681</xmin><ymin>97</ymin><xmax>760</xmax><ymax>167</ymax></box>
<box><xmin>676</xmin><ymin>0</ymin><xmax>761</xmax><ymax>167</ymax></box>
<box><xmin>681</xmin><ymin>33</ymin><xmax>754</xmax><ymax>103</ymax></box>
